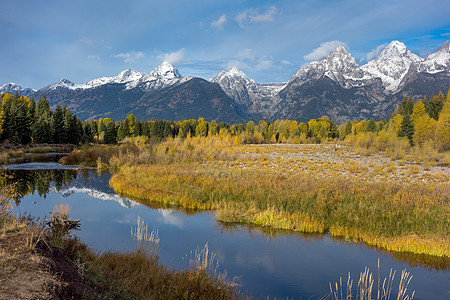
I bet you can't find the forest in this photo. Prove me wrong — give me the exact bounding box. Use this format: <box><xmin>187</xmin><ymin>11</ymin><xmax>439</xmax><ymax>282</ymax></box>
<box><xmin>1</xmin><ymin>87</ymin><xmax>449</xmax><ymax>157</ymax></box>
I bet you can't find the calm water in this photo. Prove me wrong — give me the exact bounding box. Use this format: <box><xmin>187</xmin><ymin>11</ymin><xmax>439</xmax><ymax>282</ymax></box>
<box><xmin>6</xmin><ymin>162</ymin><xmax>449</xmax><ymax>299</ymax></box>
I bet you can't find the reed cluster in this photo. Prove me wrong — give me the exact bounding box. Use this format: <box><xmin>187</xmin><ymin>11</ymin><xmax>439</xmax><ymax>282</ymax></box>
<box><xmin>107</xmin><ymin>138</ymin><xmax>449</xmax><ymax>258</ymax></box>
<box><xmin>77</xmin><ymin>216</ymin><xmax>239</xmax><ymax>299</ymax></box>
<box><xmin>329</xmin><ymin>260</ymin><xmax>415</xmax><ymax>300</ymax></box>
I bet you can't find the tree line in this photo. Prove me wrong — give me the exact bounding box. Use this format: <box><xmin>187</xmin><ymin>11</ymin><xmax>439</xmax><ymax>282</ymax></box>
<box><xmin>0</xmin><ymin>93</ymin><xmax>84</xmax><ymax>144</ymax></box>
<box><xmin>1</xmin><ymin>87</ymin><xmax>449</xmax><ymax>152</ymax></box>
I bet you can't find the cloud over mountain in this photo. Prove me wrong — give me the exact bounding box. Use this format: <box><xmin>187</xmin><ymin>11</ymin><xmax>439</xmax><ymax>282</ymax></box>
<box><xmin>304</xmin><ymin>41</ymin><xmax>348</xmax><ymax>61</ymax></box>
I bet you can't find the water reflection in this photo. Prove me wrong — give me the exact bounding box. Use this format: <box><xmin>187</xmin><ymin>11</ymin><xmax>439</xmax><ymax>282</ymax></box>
<box><xmin>2</xmin><ymin>168</ymin><xmax>77</xmax><ymax>203</ymax></box>
<box><xmin>5</xmin><ymin>163</ymin><xmax>450</xmax><ymax>299</ymax></box>
<box><xmin>3</xmin><ymin>165</ymin><xmax>449</xmax><ymax>272</ymax></box>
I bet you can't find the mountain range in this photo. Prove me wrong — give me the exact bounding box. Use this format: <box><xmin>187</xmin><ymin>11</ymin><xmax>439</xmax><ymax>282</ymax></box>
<box><xmin>2</xmin><ymin>40</ymin><xmax>449</xmax><ymax>123</ymax></box>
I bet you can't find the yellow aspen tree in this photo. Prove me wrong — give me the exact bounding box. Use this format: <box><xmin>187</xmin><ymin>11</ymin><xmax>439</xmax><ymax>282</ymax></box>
<box><xmin>435</xmin><ymin>99</ymin><xmax>450</xmax><ymax>151</ymax></box>
<box><xmin>413</xmin><ymin>114</ymin><xmax>436</xmax><ymax>147</ymax></box>
<box><xmin>411</xmin><ymin>99</ymin><xmax>426</xmax><ymax>123</ymax></box>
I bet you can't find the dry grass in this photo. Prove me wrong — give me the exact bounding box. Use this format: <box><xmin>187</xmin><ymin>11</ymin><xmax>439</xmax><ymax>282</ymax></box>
<box><xmin>329</xmin><ymin>260</ymin><xmax>415</xmax><ymax>300</ymax></box>
<box><xmin>84</xmin><ymin>217</ymin><xmax>239</xmax><ymax>299</ymax></box>
<box><xmin>108</xmin><ymin>139</ymin><xmax>449</xmax><ymax>258</ymax></box>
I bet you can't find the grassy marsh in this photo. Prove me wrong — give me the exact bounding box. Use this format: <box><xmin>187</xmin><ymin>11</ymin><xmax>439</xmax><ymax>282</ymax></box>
<box><xmin>108</xmin><ymin>137</ymin><xmax>449</xmax><ymax>258</ymax></box>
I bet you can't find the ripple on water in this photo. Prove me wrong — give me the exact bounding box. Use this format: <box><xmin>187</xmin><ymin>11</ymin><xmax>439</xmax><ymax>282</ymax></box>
<box><xmin>4</xmin><ymin>162</ymin><xmax>91</xmax><ymax>170</ymax></box>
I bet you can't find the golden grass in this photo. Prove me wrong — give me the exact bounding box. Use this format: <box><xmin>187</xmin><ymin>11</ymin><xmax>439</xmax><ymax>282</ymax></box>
<box><xmin>64</xmin><ymin>137</ymin><xmax>449</xmax><ymax>258</ymax></box>
<box><xmin>329</xmin><ymin>260</ymin><xmax>415</xmax><ymax>300</ymax></box>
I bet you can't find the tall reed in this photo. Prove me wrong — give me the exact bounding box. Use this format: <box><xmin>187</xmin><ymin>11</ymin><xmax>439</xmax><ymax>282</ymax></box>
<box><xmin>329</xmin><ymin>260</ymin><xmax>415</xmax><ymax>300</ymax></box>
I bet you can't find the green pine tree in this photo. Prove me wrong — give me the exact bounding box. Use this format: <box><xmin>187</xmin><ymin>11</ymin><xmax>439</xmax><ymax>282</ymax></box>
<box><xmin>398</xmin><ymin>114</ymin><xmax>414</xmax><ymax>146</ymax></box>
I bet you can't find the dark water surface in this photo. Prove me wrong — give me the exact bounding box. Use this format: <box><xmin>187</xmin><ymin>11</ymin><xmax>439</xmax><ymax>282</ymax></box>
<box><xmin>7</xmin><ymin>163</ymin><xmax>449</xmax><ymax>299</ymax></box>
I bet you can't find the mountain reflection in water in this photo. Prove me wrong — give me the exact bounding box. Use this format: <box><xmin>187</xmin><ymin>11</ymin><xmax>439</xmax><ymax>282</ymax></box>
<box><xmin>5</xmin><ymin>162</ymin><xmax>449</xmax><ymax>300</ymax></box>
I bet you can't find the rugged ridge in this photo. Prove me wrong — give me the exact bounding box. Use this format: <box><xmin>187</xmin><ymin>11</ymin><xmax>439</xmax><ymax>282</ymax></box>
<box><xmin>0</xmin><ymin>83</ymin><xmax>36</xmax><ymax>97</ymax></box>
<box><xmin>2</xmin><ymin>40</ymin><xmax>449</xmax><ymax>123</ymax></box>
<box><xmin>361</xmin><ymin>41</ymin><xmax>423</xmax><ymax>91</ymax></box>
<box><xmin>211</xmin><ymin>66</ymin><xmax>284</xmax><ymax>116</ymax></box>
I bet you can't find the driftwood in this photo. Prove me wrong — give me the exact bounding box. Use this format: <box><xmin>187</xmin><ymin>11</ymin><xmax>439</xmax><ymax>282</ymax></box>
<box><xmin>46</xmin><ymin>212</ymin><xmax>81</xmax><ymax>231</ymax></box>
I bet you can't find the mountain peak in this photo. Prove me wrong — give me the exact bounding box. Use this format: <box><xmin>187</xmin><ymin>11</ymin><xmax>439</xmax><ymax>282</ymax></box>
<box><xmin>333</xmin><ymin>45</ymin><xmax>349</xmax><ymax>54</ymax></box>
<box><xmin>211</xmin><ymin>66</ymin><xmax>250</xmax><ymax>84</ymax></box>
<box><xmin>227</xmin><ymin>66</ymin><xmax>248</xmax><ymax>78</ymax></box>
<box><xmin>327</xmin><ymin>45</ymin><xmax>358</xmax><ymax>69</ymax></box>
<box><xmin>116</xmin><ymin>68</ymin><xmax>144</xmax><ymax>81</ymax></box>
<box><xmin>229</xmin><ymin>65</ymin><xmax>242</xmax><ymax>74</ymax></box>
<box><xmin>151</xmin><ymin>62</ymin><xmax>182</xmax><ymax>79</ymax></box>
<box><xmin>361</xmin><ymin>41</ymin><xmax>423</xmax><ymax>91</ymax></box>
<box><xmin>58</xmin><ymin>78</ymin><xmax>76</xmax><ymax>86</ymax></box>
<box><xmin>0</xmin><ymin>82</ymin><xmax>36</xmax><ymax>96</ymax></box>
<box><xmin>419</xmin><ymin>40</ymin><xmax>450</xmax><ymax>74</ymax></box>
<box><xmin>384</xmin><ymin>40</ymin><xmax>407</xmax><ymax>55</ymax></box>
<box><xmin>436</xmin><ymin>40</ymin><xmax>450</xmax><ymax>53</ymax></box>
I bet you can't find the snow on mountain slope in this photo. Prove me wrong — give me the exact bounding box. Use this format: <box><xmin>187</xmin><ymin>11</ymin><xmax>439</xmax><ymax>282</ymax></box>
<box><xmin>361</xmin><ymin>41</ymin><xmax>423</xmax><ymax>91</ymax></box>
<box><xmin>39</xmin><ymin>62</ymin><xmax>186</xmax><ymax>93</ymax></box>
<box><xmin>212</xmin><ymin>66</ymin><xmax>260</xmax><ymax>107</ymax></box>
<box><xmin>50</xmin><ymin>186</ymin><xmax>139</xmax><ymax>209</ymax></box>
<box><xmin>289</xmin><ymin>46</ymin><xmax>372</xmax><ymax>89</ymax></box>
<box><xmin>0</xmin><ymin>83</ymin><xmax>36</xmax><ymax>96</ymax></box>
<box><xmin>418</xmin><ymin>40</ymin><xmax>450</xmax><ymax>74</ymax></box>
<box><xmin>211</xmin><ymin>66</ymin><xmax>285</xmax><ymax>113</ymax></box>
<box><xmin>86</xmin><ymin>68</ymin><xmax>147</xmax><ymax>89</ymax></box>
<box><xmin>136</xmin><ymin>61</ymin><xmax>188</xmax><ymax>90</ymax></box>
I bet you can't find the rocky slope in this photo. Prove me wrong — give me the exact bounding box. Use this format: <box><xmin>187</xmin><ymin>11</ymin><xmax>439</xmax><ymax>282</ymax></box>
<box><xmin>2</xmin><ymin>40</ymin><xmax>449</xmax><ymax>123</ymax></box>
<box><xmin>0</xmin><ymin>83</ymin><xmax>36</xmax><ymax>97</ymax></box>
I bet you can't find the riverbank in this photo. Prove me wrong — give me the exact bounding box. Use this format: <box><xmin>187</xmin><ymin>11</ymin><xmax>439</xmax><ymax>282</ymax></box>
<box><xmin>0</xmin><ymin>203</ymin><xmax>239</xmax><ymax>299</ymax></box>
<box><xmin>0</xmin><ymin>144</ymin><xmax>75</xmax><ymax>164</ymax></box>
<box><xmin>106</xmin><ymin>138</ymin><xmax>449</xmax><ymax>258</ymax></box>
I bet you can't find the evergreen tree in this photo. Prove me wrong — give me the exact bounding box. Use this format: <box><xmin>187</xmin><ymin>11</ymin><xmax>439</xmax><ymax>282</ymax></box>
<box><xmin>425</xmin><ymin>95</ymin><xmax>443</xmax><ymax>121</ymax></box>
<box><xmin>32</xmin><ymin>97</ymin><xmax>52</xmax><ymax>143</ymax></box>
<box><xmin>81</xmin><ymin>122</ymin><xmax>93</xmax><ymax>144</ymax></box>
<box><xmin>398</xmin><ymin>97</ymin><xmax>414</xmax><ymax>116</ymax></box>
<box><xmin>117</xmin><ymin>120</ymin><xmax>130</xmax><ymax>140</ymax></box>
<box><xmin>8</xmin><ymin>96</ymin><xmax>32</xmax><ymax>144</ymax></box>
<box><xmin>398</xmin><ymin>114</ymin><xmax>414</xmax><ymax>146</ymax></box>
<box><xmin>103</xmin><ymin>121</ymin><xmax>117</xmax><ymax>144</ymax></box>
<box><xmin>52</xmin><ymin>104</ymin><xmax>66</xmax><ymax>143</ymax></box>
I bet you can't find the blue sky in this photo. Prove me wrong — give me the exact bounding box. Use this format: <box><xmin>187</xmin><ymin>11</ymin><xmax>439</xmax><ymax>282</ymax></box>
<box><xmin>1</xmin><ymin>0</ymin><xmax>450</xmax><ymax>89</ymax></box>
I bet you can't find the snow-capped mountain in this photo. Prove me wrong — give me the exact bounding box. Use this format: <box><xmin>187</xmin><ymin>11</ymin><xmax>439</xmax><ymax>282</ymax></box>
<box><xmin>289</xmin><ymin>46</ymin><xmax>375</xmax><ymax>89</ymax></box>
<box><xmin>0</xmin><ymin>83</ymin><xmax>36</xmax><ymax>97</ymax></box>
<box><xmin>85</xmin><ymin>68</ymin><xmax>147</xmax><ymax>89</ymax></box>
<box><xmin>212</xmin><ymin>66</ymin><xmax>261</xmax><ymax>109</ymax></box>
<box><xmin>417</xmin><ymin>40</ymin><xmax>450</xmax><ymax>74</ymax></box>
<box><xmin>40</xmin><ymin>62</ymin><xmax>185</xmax><ymax>93</ymax></box>
<box><xmin>273</xmin><ymin>40</ymin><xmax>449</xmax><ymax>122</ymax></box>
<box><xmin>211</xmin><ymin>66</ymin><xmax>285</xmax><ymax>115</ymax></box>
<box><xmin>361</xmin><ymin>41</ymin><xmax>423</xmax><ymax>91</ymax></box>
<box><xmin>51</xmin><ymin>186</ymin><xmax>139</xmax><ymax>209</ymax></box>
<box><xmin>2</xmin><ymin>40</ymin><xmax>449</xmax><ymax>123</ymax></box>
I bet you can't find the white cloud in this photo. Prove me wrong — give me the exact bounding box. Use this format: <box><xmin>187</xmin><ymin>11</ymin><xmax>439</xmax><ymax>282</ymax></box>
<box><xmin>282</xmin><ymin>60</ymin><xmax>293</xmax><ymax>65</ymax></box>
<box><xmin>211</xmin><ymin>14</ymin><xmax>227</xmax><ymax>30</ymax></box>
<box><xmin>249</xmin><ymin>6</ymin><xmax>277</xmax><ymax>23</ymax></box>
<box><xmin>225</xmin><ymin>60</ymin><xmax>249</xmax><ymax>70</ymax></box>
<box><xmin>363</xmin><ymin>43</ymin><xmax>387</xmax><ymax>62</ymax></box>
<box><xmin>236</xmin><ymin>6</ymin><xmax>277</xmax><ymax>28</ymax></box>
<box><xmin>238</xmin><ymin>48</ymin><xmax>255</xmax><ymax>60</ymax></box>
<box><xmin>441</xmin><ymin>33</ymin><xmax>450</xmax><ymax>37</ymax></box>
<box><xmin>87</xmin><ymin>55</ymin><xmax>100</xmax><ymax>60</ymax></box>
<box><xmin>304</xmin><ymin>41</ymin><xmax>347</xmax><ymax>61</ymax></box>
<box><xmin>255</xmin><ymin>58</ymin><xmax>273</xmax><ymax>70</ymax></box>
<box><xmin>113</xmin><ymin>51</ymin><xmax>144</xmax><ymax>63</ymax></box>
<box><xmin>158</xmin><ymin>48</ymin><xmax>185</xmax><ymax>65</ymax></box>
<box><xmin>235</xmin><ymin>11</ymin><xmax>248</xmax><ymax>28</ymax></box>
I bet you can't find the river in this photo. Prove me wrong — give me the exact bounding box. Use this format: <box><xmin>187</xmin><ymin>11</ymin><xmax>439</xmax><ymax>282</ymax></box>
<box><xmin>5</xmin><ymin>161</ymin><xmax>449</xmax><ymax>299</ymax></box>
